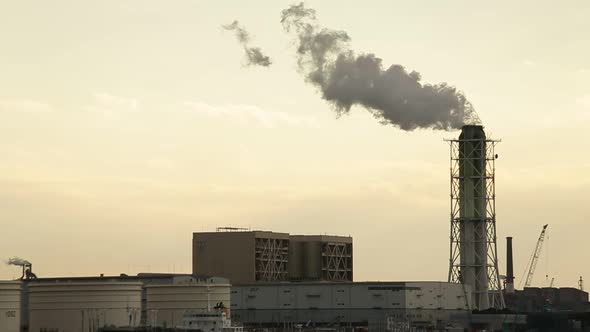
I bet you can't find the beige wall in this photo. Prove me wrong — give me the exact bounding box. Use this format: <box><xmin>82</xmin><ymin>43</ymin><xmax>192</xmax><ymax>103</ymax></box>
<box><xmin>193</xmin><ymin>232</ymin><xmax>257</xmax><ymax>284</ymax></box>
<box><xmin>28</xmin><ymin>282</ymin><xmax>142</xmax><ymax>332</ymax></box>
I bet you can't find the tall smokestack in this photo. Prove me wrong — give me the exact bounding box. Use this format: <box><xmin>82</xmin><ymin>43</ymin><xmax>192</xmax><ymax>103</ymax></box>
<box><xmin>506</xmin><ymin>237</ymin><xmax>515</xmax><ymax>294</ymax></box>
<box><xmin>448</xmin><ymin>125</ymin><xmax>505</xmax><ymax>309</ymax></box>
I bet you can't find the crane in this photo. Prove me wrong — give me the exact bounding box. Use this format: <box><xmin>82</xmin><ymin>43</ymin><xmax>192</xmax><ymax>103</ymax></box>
<box><xmin>522</xmin><ymin>224</ymin><xmax>549</xmax><ymax>288</ymax></box>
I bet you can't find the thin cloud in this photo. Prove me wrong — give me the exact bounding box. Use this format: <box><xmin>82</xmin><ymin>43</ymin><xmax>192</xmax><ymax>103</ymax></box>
<box><xmin>86</xmin><ymin>93</ymin><xmax>140</xmax><ymax>113</ymax></box>
<box><xmin>576</xmin><ymin>94</ymin><xmax>590</xmax><ymax>108</ymax></box>
<box><xmin>0</xmin><ymin>99</ymin><xmax>52</xmax><ymax>113</ymax></box>
<box><xmin>523</xmin><ymin>59</ymin><xmax>536</xmax><ymax>66</ymax></box>
<box><xmin>184</xmin><ymin>102</ymin><xmax>319</xmax><ymax>128</ymax></box>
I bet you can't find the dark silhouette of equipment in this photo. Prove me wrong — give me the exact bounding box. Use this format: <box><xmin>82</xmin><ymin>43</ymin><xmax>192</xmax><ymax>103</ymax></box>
<box><xmin>24</xmin><ymin>264</ymin><xmax>37</xmax><ymax>280</ymax></box>
<box><xmin>521</xmin><ymin>224</ymin><xmax>548</xmax><ymax>288</ymax></box>
<box><xmin>6</xmin><ymin>257</ymin><xmax>38</xmax><ymax>280</ymax></box>
<box><xmin>21</xmin><ymin>262</ymin><xmax>37</xmax><ymax>280</ymax></box>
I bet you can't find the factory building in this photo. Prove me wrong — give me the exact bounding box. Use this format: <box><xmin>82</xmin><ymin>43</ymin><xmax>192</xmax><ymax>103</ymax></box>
<box><xmin>193</xmin><ymin>229</ymin><xmax>290</xmax><ymax>284</ymax></box>
<box><xmin>193</xmin><ymin>228</ymin><xmax>353</xmax><ymax>284</ymax></box>
<box><xmin>288</xmin><ymin>235</ymin><xmax>352</xmax><ymax>282</ymax></box>
<box><xmin>230</xmin><ymin>281</ymin><xmax>471</xmax><ymax>330</ymax></box>
<box><xmin>506</xmin><ymin>287</ymin><xmax>590</xmax><ymax>312</ymax></box>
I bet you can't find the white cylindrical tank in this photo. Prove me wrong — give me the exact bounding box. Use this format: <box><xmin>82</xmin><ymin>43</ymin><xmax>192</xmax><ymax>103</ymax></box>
<box><xmin>0</xmin><ymin>281</ymin><xmax>21</xmax><ymax>332</ymax></box>
<box><xmin>28</xmin><ymin>282</ymin><xmax>142</xmax><ymax>332</ymax></box>
<box><xmin>146</xmin><ymin>282</ymin><xmax>230</xmax><ymax>328</ymax></box>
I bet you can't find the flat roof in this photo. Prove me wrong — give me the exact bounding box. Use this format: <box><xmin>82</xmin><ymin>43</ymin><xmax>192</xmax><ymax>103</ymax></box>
<box><xmin>289</xmin><ymin>234</ymin><xmax>352</xmax><ymax>243</ymax></box>
<box><xmin>232</xmin><ymin>281</ymin><xmax>460</xmax><ymax>287</ymax></box>
<box><xmin>26</xmin><ymin>273</ymin><xmax>228</xmax><ymax>283</ymax></box>
<box><xmin>194</xmin><ymin>231</ymin><xmax>352</xmax><ymax>242</ymax></box>
<box><xmin>193</xmin><ymin>230</ymin><xmax>290</xmax><ymax>239</ymax></box>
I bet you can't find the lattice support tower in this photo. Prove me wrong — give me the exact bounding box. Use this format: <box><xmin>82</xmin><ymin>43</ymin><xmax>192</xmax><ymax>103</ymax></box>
<box><xmin>322</xmin><ymin>242</ymin><xmax>352</xmax><ymax>281</ymax></box>
<box><xmin>255</xmin><ymin>237</ymin><xmax>289</xmax><ymax>281</ymax></box>
<box><xmin>447</xmin><ymin>125</ymin><xmax>505</xmax><ymax>310</ymax></box>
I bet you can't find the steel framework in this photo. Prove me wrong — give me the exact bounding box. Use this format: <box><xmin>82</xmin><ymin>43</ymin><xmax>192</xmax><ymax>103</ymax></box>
<box><xmin>255</xmin><ymin>237</ymin><xmax>289</xmax><ymax>281</ymax></box>
<box><xmin>321</xmin><ymin>242</ymin><xmax>353</xmax><ymax>281</ymax></box>
<box><xmin>447</xmin><ymin>133</ymin><xmax>505</xmax><ymax>310</ymax></box>
<box><xmin>522</xmin><ymin>224</ymin><xmax>549</xmax><ymax>288</ymax></box>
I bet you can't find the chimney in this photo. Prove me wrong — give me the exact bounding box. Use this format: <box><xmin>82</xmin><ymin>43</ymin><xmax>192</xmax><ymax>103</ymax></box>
<box><xmin>506</xmin><ymin>237</ymin><xmax>515</xmax><ymax>294</ymax></box>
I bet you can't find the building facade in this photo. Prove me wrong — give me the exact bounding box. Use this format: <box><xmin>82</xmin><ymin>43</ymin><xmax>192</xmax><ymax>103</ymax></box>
<box><xmin>230</xmin><ymin>281</ymin><xmax>471</xmax><ymax>329</ymax></box>
<box><xmin>193</xmin><ymin>230</ymin><xmax>290</xmax><ymax>284</ymax></box>
<box><xmin>192</xmin><ymin>229</ymin><xmax>353</xmax><ymax>285</ymax></box>
<box><xmin>506</xmin><ymin>287</ymin><xmax>590</xmax><ymax>312</ymax></box>
<box><xmin>288</xmin><ymin>235</ymin><xmax>352</xmax><ymax>282</ymax></box>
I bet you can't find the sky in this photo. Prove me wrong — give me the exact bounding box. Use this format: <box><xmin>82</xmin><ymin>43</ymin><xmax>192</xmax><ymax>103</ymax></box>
<box><xmin>0</xmin><ymin>0</ymin><xmax>589</xmax><ymax>288</ymax></box>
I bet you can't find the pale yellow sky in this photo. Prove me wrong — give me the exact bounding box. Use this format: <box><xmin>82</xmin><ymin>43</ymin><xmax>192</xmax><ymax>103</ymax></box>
<box><xmin>0</xmin><ymin>1</ymin><xmax>589</xmax><ymax>288</ymax></box>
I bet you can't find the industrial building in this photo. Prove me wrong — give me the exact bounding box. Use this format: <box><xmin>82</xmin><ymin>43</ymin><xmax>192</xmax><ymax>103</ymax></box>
<box><xmin>193</xmin><ymin>228</ymin><xmax>353</xmax><ymax>284</ymax></box>
<box><xmin>288</xmin><ymin>235</ymin><xmax>352</xmax><ymax>282</ymax></box>
<box><xmin>506</xmin><ymin>287</ymin><xmax>590</xmax><ymax>313</ymax></box>
<box><xmin>230</xmin><ymin>281</ymin><xmax>471</xmax><ymax>330</ymax></box>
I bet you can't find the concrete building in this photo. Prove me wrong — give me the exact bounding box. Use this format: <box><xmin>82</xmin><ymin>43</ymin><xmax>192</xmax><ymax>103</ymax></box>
<box><xmin>193</xmin><ymin>229</ymin><xmax>353</xmax><ymax>284</ymax></box>
<box><xmin>230</xmin><ymin>281</ymin><xmax>470</xmax><ymax>329</ymax></box>
<box><xmin>288</xmin><ymin>235</ymin><xmax>352</xmax><ymax>282</ymax></box>
<box><xmin>193</xmin><ymin>229</ymin><xmax>290</xmax><ymax>284</ymax></box>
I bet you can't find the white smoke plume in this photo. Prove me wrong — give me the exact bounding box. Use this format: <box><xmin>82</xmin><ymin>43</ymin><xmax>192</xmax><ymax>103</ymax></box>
<box><xmin>280</xmin><ymin>3</ymin><xmax>480</xmax><ymax>131</ymax></box>
<box><xmin>223</xmin><ymin>20</ymin><xmax>272</xmax><ymax>67</ymax></box>
<box><xmin>6</xmin><ymin>257</ymin><xmax>30</xmax><ymax>266</ymax></box>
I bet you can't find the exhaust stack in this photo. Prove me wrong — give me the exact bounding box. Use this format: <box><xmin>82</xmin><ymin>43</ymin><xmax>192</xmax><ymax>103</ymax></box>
<box><xmin>448</xmin><ymin>125</ymin><xmax>505</xmax><ymax>309</ymax></box>
<box><xmin>506</xmin><ymin>237</ymin><xmax>515</xmax><ymax>294</ymax></box>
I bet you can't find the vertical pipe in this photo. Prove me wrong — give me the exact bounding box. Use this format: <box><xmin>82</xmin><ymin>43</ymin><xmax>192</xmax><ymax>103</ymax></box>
<box><xmin>506</xmin><ymin>237</ymin><xmax>515</xmax><ymax>293</ymax></box>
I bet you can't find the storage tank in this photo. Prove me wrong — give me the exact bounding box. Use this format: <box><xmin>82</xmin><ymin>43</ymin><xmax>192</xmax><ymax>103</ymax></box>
<box><xmin>145</xmin><ymin>282</ymin><xmax>230</xmax><ymax>328</ymax></box>
<box><xmin>0</xmin><ymin>281</ymin><xmax>21</xmax><ymax>332</ymax></box>
<box><xmin>28</xmin><ymin>281</ymin><xmax>142</xmax><ymax>332</ymax></box>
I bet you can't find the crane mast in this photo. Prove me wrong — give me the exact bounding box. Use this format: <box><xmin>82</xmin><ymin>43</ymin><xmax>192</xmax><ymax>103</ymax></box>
<box><xmin>524</xmin><ymin>224</ymin><xmax>549</xmax><ymax>287</ymax></box>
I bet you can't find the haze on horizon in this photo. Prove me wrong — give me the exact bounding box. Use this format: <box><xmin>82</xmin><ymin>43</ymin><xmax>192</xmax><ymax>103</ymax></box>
<box><xmin>0</xmin><ymin>0</ymin><xmax>589</xmax><ymax>289</ymax></box>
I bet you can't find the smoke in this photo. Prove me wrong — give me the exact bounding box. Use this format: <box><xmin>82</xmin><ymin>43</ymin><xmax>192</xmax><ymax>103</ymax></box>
<box><xmin>6</xmin><ymin>257</ymin><xmax>30</xmax><ymax>266</ymax></box>
<box><xmin>280</xmin><ymin>3</ymin><xmax>480</xmax><ymax>131</ymax></box>
<box><xmin>223</xmin><ymin>20</ymin><xmax>272</xmax><ymax>67</ymax></box>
